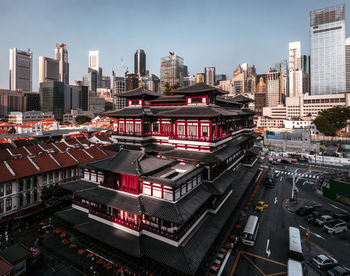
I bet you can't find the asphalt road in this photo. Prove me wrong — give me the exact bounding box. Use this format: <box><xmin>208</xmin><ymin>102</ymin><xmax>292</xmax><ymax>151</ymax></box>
<box><xmin>226</xmin><ymin>161</ymin><xmax>350</xmax><ymax>276</ymax></box>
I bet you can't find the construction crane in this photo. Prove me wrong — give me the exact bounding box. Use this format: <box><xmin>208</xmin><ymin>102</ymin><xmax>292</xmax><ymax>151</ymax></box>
<box><xmin>120</xmin><ymin>58</ymin><xmax>128</xmax><ymax>77</ymax></box>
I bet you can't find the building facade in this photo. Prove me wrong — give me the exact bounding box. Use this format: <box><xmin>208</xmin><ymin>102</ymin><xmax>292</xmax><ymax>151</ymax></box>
<box><xmin>160</xmin><ymin>54</ymin><xmax>184</xmax><ymax>90</ymax></box>
<box><xmin>9</xmin><ymin>48</ymin><xmax>32</xmax><ymax>92</ymax></box>
<box><xmin>38</xmin><ymin>56</ymin><xmax>59</xmax><ymax>84</ymax></box>
<box><xmin>346</xmin><ymin>37</ymin><xmax>350</xmax><ymax>92</ymax></box>
<box><xmin>89</xmin><ymin>50</ymin><xmax>99</xmax><ymax>71</ymax></box>
<box><xmin>205</xmin><ymin>67</ymin><xmax>215</xmax><ymax>86</ymax></box>
<box><xmin>289</xmin><ymin>41</ymin><xmax>303</xmax><ymax>97</ymax></box>
<box><xmin>134</xmin><ymin>49</ymin><xmax>146</xmax><ymax>77</ymax></box>
<box><xmin>266</xmin><ymin>70</ymin><xmax>283</xmax><ymax>107</ymax></box>
<box><xmin>54</xmin><ymin>43</ymin><xmax>69</xmax><ymax>85</ymax></box>
<box><xmin>8</xmin><ymin>111</ymin><xmax>54</xmax><ymax>124</ymax></box>
<box><xmin>310</xmin><ymin>4</ymin><xmax>346</xmax><ymax>95</ymax></box>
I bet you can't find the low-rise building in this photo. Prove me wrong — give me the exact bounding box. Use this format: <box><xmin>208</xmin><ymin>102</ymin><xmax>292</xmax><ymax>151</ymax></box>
<box><xmin>8</xmin><ymin>111</ymin><xmax>54</xmax><ymax>124</ymax></box>
<box><xmin>63</xmin><ymin>109</ymin><xmax>94</xmax><ymax>124</ymax></box>
<box><xmin>0</xmin><ymin>137</ymin><xmax>115</xmax><ymax>229</ymax></box>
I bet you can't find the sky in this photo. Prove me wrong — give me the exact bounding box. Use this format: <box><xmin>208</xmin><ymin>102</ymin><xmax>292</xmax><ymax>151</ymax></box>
<box><xmin>0</xmin><ymin>0</ymin><xmax>348</xmax><ymax>91</ymax></box>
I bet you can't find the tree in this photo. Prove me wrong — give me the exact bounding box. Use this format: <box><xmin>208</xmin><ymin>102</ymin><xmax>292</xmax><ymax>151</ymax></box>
<box><xmin>313</xmin><ymin>106</ymin><xmax>350</xmax><ymax>136</ymax></box>
<box><xmin>163</xmin><ymin>82</ymin><xmax>179</xmax><ymax>95</ymax></box>
<box><xmin>75</xmin><ymin>116</ymin><xmax>91</xmax><ymax>125</ymax></box>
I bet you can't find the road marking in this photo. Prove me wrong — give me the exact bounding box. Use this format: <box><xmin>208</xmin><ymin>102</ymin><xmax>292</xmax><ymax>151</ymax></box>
<box><xmin>329</xmin><ymin>203</ymin><xmax>348</xmax><ymax>214</ymax></box>
<box><xmin>299</xmin><ymin>225</ymin><xmax>325</xmax><ymax>240</ymax></box>
<box><xmin>274</xmin><ymin>197</ymin><xmax>278</xmax><ymax>204</ymax></box>
<box><xmin>266</xmin><ymin>239</ymin><xmax>271</xmax><ymax>258</ymax></box>
<box><xmin>266</xmin><ymin>272</ymin><xmax>287</xmax><ymax>276</ymax></box>
<box><xmin>241</xmin><ymin>253</ymin><xmax>266</xmax><ymax>276</ymax></box>
<box><xmin>230</xmin><ymin>250</ymin><xmax>241</xmax><ymax>276</ymax></box>
<box><xmin>241</xmin><ymin>251</ymin><xmax>287</xmax><ymax>267</ymax></box>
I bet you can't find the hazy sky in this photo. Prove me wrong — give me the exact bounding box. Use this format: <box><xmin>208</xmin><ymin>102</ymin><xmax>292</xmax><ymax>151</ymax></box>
<box><xmin>0</xmin><ymin>0</ymin><xmax>348</xmax><ymax>91</ymax></box>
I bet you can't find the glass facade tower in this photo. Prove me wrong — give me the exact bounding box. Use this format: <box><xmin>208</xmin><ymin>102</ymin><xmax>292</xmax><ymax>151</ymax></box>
<box><xmin>310</xmin><ymin>4</ymin><xmax>346</xmax><ymax>95</ymax></box>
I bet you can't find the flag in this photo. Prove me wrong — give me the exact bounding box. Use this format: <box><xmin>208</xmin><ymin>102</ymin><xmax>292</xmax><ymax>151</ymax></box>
<box><xmin>169</xmin><ymin>51</ymin><xmax>174</xmax><ymax>56</ymax></box>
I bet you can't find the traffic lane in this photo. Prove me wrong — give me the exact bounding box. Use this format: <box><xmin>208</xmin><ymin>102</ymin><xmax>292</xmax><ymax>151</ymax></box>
<box><xmin>295</xmin><ymin>210</ymin><xmax>350</xmax><ymax>267</ymax></box>
<box><xmin>236</xmin><ymin>170</ymin><xmax>291</xmax><ymax>275</ymax></box>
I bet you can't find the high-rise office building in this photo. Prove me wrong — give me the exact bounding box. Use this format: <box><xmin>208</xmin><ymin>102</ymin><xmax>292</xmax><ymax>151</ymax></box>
<box><xmin>302</xmin><ymin>55</ymin><xmax>310</xmax><ymax>93</ymax></box>
<box><xmin>113</xmin><ymin>76</ymin><xmax>126</xmax><ymax>109</ymax></box>
<box><xmin>289</xmin><ymin>41</ymin><xmax>303</xmax><ymax>97</ymax></box>
<box><xmin>205</xmin><ymin>67</ymin><xmax>216</xmax><ymax>86</ymax></box>
<box><xmin>346</xmin><ymin>38</ymin><xmax>350</xmax><ymax>92</ymax></box>
<box><xmin>38</xmin><ymin>56</ymin><xmax>59</xmax><ymax>83</ymax></box>
<box><xmin>89</xmin><ymin>50</ymin><xmax>99</xmax><ymax>71</ymax></box>
<box><xmin>266</xmin><ymin>69</ymin><xmax>283</xmax><ymax>107</ymax></box>
<box><xmin>9</xmin><ymin>48</ymin><xmax>32</xmax><ymax>91</ymax></box>
<box><xmin>134</xmin><ymin>49</ymin><xmax>146</xmax><ymax>77</ymax></box>
<box><xmin>215</xmin><ymin>74</ymin><xmax>227</xmax><ymax>85</ymax></box>
<box><xmin>255</xmin><ymin>77</ymin><xmax>267</xmax><ymax>113</ymax></box>
<box><xmin>54</xmin><ymin>43</ymin><xmax>69</xmax><ymax>84</ymax></box>
<box><xmin>160</xmin><ymin>54</ymin><xmax>184</xmax><ymax>91</ymax></box>
<box><xmin>126</xmin><ymin>74</ymin><xmax>139</xmax><ymax>91</ymax></box>
<box><xmin>310</xmin><ymin>4</ymin><xmax>346</xmax><ymax>95</ymax></box>
<box><xmin>83</xmin><ymin>69</ymin><xmax>98</xmax><ymax>93</ymax></box>
<box><xmin>40</xmin><ymin>81</ymin><xmax>65</xmax><ymax>121</ymax></box>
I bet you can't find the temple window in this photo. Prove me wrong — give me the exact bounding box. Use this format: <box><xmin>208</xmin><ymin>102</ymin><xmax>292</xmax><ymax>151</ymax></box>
<box><xmin>153</xmin><ymin>123</ymin><xmax>159</xmax><ymax>132</ymax></box>
<box><xmin>202</xmin><ymin>126</ymin><xmax>208</xmax><ymax>137</ymax></box>
<box><xmin>177</xmin><ymin>125</ymin><xmax>185</xmax><ymax>135</ymax></box>
<box><xmin>188</xmin><ymin>125</ymin><xmax>197</xmax><ymax>136</ymax></box>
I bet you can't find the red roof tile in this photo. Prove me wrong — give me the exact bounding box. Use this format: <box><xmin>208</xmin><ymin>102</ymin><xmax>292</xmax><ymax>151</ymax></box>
<box><xmin>0</xmin><ymin>163</ymin><xmax>15</xmax><ymax>182</ymax></box>
<box><xmin>53</xmin><ymin>152</ymin><xmax>78</xmax><ymax>167</ymax></box>
<box><xmin>31</xmin><ymin>155</ymin><xmax>60</xmax><ymax>173</ymax></box>
<box><xmin>54</xmin><ymin>142</ymin><xmax>70</xmax><ymax>151</ymax></box>
<box><xmin>6</xmin><ymin>158</ymin><xmax>39</xmax><ymax>179</ymax></box>
<box><xmin>0</xmin><ymin>149</ymin><xmax>12</xmax><ymax>162</ymax></box>
<box><xmin>8</xmin><ymin>147</ymin><xmax>29</xmax><ymax>157</ymax></box>
<box><xmin>69</xmin><ymin>150</ymin><xmax>94</xmax><ymax>163</ymax></box>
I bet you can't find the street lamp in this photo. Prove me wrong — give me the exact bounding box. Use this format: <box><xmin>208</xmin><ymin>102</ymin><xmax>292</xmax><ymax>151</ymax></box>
<box><xmin>291</xmin><ymin>169</ymin><xmax>309</xmax><ymax>203</ymax></box>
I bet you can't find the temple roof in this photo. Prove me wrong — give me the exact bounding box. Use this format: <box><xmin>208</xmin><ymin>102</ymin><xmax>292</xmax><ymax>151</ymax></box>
<box><xmin>82</xmin><ymin>149</ymin><xmax>174</xmax><ymax>176</ymax></box>
<box><xmin>171</xmin><ymin>83</ymin><xmax>228</xmax><ymax>95</ymax></box>
<box><xmin>231</xmin><ymin>94</ymin><xmax>253</xmax><ymax>103</ymax></box>
<box><xmin>117</xmin><ymin>87</ymin><xmax>160</xmax><ymax>99</ymax></box>
<box><xmin>157</xmin><ymin>105</ymin><xmax>240</xmax><ymax>118</ymax></box>
<box><xmin>149</xmin><ymin>95</ymin><xmax>185</xmax><ymax>103</ymax></box>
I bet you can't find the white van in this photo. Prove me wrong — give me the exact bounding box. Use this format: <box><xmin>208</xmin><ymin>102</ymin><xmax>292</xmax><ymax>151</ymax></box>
<box><xmin>323</xmin><ymin>219</ymin><xmax>347</xmax><ymax>234</ymax></box>
<box><xmin>288</xmin><ymin>259</ymin><xmax>303</xmax><ymax>276</ymax></box>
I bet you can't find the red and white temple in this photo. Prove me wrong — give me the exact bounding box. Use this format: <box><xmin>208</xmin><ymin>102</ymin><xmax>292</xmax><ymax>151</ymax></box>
<box><xmin>57</xmin><ymin>83</ymin><xmax>257</xmax><ymax>275</ymax></box>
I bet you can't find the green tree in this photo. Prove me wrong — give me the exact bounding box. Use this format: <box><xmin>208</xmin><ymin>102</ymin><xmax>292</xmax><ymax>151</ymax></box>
<box><xmin>75</xmin><ymin>116</ymin><xmax>91</xmax><ymax>125</ymax></box>
<box><xmin>163</xmin><ymin>82</ymin><xmax>179</xmax><ymax>95</ymax></box>
<box><xmin>313</xmin><ymin>106</ymin><xmax>350</xmax><ymax>136</ymax></box>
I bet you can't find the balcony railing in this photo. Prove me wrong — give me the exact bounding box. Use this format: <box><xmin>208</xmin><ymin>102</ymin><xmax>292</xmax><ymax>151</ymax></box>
<box><xmin>112</xmin><ymin>131</ymin><xmax>152</xmax><ymax>137</ymax></box>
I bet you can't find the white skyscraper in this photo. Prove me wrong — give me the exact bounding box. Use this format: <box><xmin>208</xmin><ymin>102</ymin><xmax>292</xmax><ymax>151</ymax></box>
<box><xmin>54</xmin><ymin>42</ymin><xmax>69</xmax><ymax>84</ymax></box>
<box><xmin>89</xmin><ymin>50</ymin><xmax>99</xmax><ymax>71</ymax></box>
<box><xmin>289</xmin><ymin>41</ymin><xmax>303</xmax><ymax>97</ymax></box>
<box><xmin>9</xmin><ymin>48</ymin><xmax>32</xmax><ymax>91</ymax></box>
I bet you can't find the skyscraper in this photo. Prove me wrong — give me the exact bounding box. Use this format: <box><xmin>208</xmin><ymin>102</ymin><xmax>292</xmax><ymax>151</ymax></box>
<box><xmin>38</xmin><ymin>56</ymin><xmax>59</xmax><ymax>84</ymax></box>
<box><xmin>289</xmin><ymin>41</ymin><xmax>303</xmax><ymax>97</ymax></box>
<box><xmin>310</xmin><ymin>4</ymin><xmax>346</xmax><ymax>95</ymax></box>
<box><xmin>205</xmin><ymin>67</ymin><xmax>215</xmax><ymax>86</ymax></box>
<box><xmin>160</xmin><ymin>53</ymin><xmax>184</xmax><ymax>91</ymax></box>
<box><xmin>266</xmin><ymin>69</ymin><xmax>283</xmax><ymax>107</ymax></box>
<box><xmin>346</xmin><ymin>38</ymin><xmax>350</xmax><ymax>92</ymax></box>
<box><xmin>9</xmin><ymin>48</ymin><xmax>32</xmax><ymax>91</ymax></box>
<box><xmin>134</xmin><ymin>49</ymin><xmax>146</xmax><ymax>77</ymax></box>
<box><xmin>54</xmin><ymin>42</ymin><xmax>69</xmax><ymax>84</ymax></box>
<box><xmin>89</xmin><ymin>50</ymin><xmax>99</xmax><ymax>71</ymax></box>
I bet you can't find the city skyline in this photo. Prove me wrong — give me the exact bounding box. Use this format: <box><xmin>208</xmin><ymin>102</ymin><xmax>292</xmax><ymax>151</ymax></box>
<box><xmin>0</xmin><ymin>0</ymin><xmax>349</xmax><ymax>91</ymax></box>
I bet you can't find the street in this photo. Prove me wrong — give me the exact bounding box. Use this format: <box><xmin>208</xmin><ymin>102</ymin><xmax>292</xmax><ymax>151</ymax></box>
<box><xmin>225</xmin><ymin>161</ymin><xmax>350</xmax><ymax>276</ymax></box>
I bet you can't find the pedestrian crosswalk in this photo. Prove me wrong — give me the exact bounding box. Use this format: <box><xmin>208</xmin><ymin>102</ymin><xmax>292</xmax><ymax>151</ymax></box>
<box><xmin>275</xmin><ymin>170</ymin><xmax>320</xmax><ymax>179</ymax></box>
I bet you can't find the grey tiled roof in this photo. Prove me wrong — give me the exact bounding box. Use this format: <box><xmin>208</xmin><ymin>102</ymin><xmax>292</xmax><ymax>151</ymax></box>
<box><xmin>55</xmin><ymin>208</ymin><xmax>90</xmax><ymax>226</ymax></box>
<box><xmin>61</xmin><ymin>180</ymin><xmax>98</xmax><ymax>193</ymax></box>
<box><xmin>74</xmin><ymin>219</ymin><xmax>142</xmax><ymax>257</ymax></box>
<box><xmin>172</xmin><ymin>83</ymin><xmax>228</xmax><ymax>95</ymax></box>
<box><xmin>203</xmin><ymin>170</ymin><xmax>236</xmax><ymax>195</ymax></box>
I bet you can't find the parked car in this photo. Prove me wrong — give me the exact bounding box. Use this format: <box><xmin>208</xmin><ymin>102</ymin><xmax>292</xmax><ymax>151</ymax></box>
<box><xmin>323</xmin><ymin>219</ymin><xmax>347</xmax><ymax>234</ymax></box>
<box><xmin>315</xmin><ymin>215</ymin><xmax>334</xmax><ymax>226</ymax></box>
<box><xmin>312</xmin><ymin>254</ymin><xmax>338</xmax><ymax>270</ymax></box>
<box><xmin>255</xmin><ymin>201</ymin><xmax>268</xmax><ymax>212</ymax></box>
<box><xmin>281</xmin><ymin>159</ymin><xmax>290</xmax><ymax>164</ymax></box>
<box><xmin>296</xmin><ymin>206</ymin><xmax>315</xmax><ymax>216</ymax></box>
<box><xmin>307</xmin><ymin>211</ymin><xmax>321</xmax><ymax>224</ymax></box>
<box><xmin>327</xmin><ymin>266</ymin><xmax>350</xmax><ymax>276</ymax></box>
<box><xmin>333</xmin><ymin>213</ymin><xmax>350</xmax><ymax>222</ymax></box>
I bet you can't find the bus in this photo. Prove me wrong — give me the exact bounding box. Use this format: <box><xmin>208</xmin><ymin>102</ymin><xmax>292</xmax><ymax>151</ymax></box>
<box><xmin>289</xmin><ymin>227</ymin><xmax>304</xmax><ymax>262</ymax></box>
<box><xmin>288</xmin><ymin>259</ymin><xmax>303</xmax><ymax>276</ymax></box>
<box><xmin>241</xmin><ymin>215</ymin><xmax>259</xmax><ymax>246</ymax></box>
